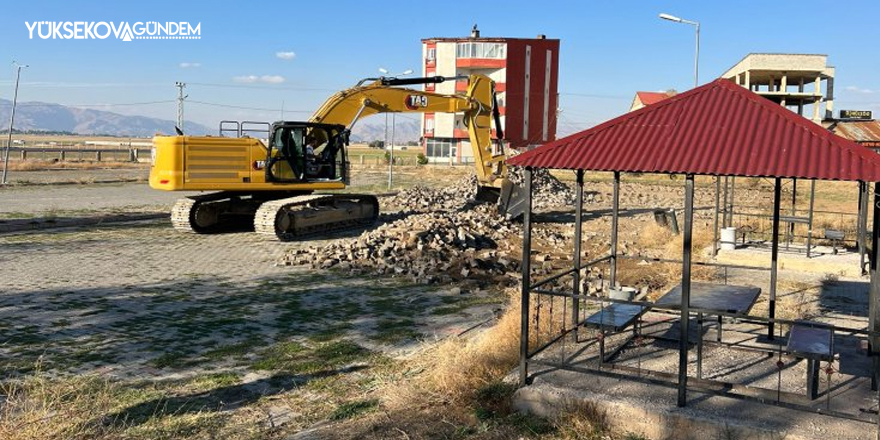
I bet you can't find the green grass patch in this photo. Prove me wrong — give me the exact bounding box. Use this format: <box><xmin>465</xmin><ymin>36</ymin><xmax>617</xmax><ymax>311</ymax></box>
<box><xmin>151</xmin><ymin>350</ymin><xmax>193</xmax><ymax>369</ymax></box>
<box><xmin>308</xmin><ymin>323</ymin><xmax>354</xmax><ymax>342</ymax></box>
<box><xmin>329</xmin><ymin>398</ymin><xmax>379</xmax><ymax>421</ymax></box>
<box><xmin>252</xmin><ymin>340</ymin><xmax>371</xmax><ymax>374</ymax></box>
<box><xmin>371</xmin><ymin>318</ymin><xmax>421</xmax><ymax>344</ymax></box>
<box><xmin>202</xmin><ymin>340</ymin><xmax>262</xmax><ymax>361</ymax></box>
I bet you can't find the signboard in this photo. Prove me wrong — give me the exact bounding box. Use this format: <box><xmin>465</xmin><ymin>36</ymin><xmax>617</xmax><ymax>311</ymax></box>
<box><xmin>840</xmin><ymin>110</ymin><xmax>872</xmax><ymax>120</ymax></box>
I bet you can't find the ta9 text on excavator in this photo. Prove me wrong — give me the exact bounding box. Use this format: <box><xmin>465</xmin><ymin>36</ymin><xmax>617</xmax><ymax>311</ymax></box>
<box><xmin>149</xmin><ymin>74</ymin><xmax>522</xmax><ymax>240</ymax></box>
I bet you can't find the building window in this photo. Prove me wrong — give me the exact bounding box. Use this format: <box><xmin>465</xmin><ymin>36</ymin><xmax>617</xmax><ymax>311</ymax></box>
<box><xmin>426</xmin><ymin>48</ymin><xmax>436</xmax><ymax>61</ymax></box>
<box><xmin>456</xmin><ymin>42</ymin><xmax>505</xmax><ymax>59</ymax></box>
<box><xmin>426</xmin><ymin>138</ymin><xmax>455</xmax><ymax>159</ymax></box>
<box><xmin>425</xmin><ymin>117</ymin><xmax>434</xmax><ymax>133</ymax></box>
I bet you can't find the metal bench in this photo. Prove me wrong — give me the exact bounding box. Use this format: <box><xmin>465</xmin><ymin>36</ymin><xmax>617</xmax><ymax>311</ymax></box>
<box><xmin>786</xmin><ymin>323</ymin><xmax>834</xmax><ymax>400</ymax></box>
<box><xmin>824</xmin><ymin>229</ymin><xmax>845</xmax><ymax>254</ymax></box>
<box><xmin>583</xmin><ymin>303</ymin><xmax>648</xmax><ymax>363</ymax></box>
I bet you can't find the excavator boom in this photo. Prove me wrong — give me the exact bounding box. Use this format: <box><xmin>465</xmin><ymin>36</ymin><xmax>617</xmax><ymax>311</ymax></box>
<box><xmin>309</xmin><ymin>74</ymin><xmax>511</xmax><ymax>195</ymax></box>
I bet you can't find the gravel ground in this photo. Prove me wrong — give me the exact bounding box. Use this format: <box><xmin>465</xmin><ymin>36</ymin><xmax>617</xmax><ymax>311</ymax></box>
<box><xmin>0</xmin><ymin>167</ymin><xmax>501</xmax><ymax>382</ymax></box>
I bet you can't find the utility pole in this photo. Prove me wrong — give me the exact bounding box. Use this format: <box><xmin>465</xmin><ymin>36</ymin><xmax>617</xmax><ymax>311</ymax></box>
<box><xmin>389</xmin><ymin>112</ymin><xmax>396</xmax><ymax>190</ymax></box>
<box><xmin>2</xmin><ymin>61</ymin><xmax>28</xmax><ymax>185</ymax></box>
<box><xmin>379</xmin><ymin>67</ymin><xmax>412</xmax><ymax>190</ymax></box>
<box><xmin>175</xmin><ymin>81</ymin><xmax>187</xmax><ymax>132</ymax></box>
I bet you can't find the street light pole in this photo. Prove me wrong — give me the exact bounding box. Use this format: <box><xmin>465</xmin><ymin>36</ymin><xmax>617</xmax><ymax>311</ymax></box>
<box><xmin>379</xmin><ymin>67</ymin><xmax>413</xmax><ymax>190</ymax></box>
<box><xmin>659</xmin><ymin>13</ymin><xmax>700</xmax><ymax>88</ymax></box>
<box><xmin>3</xmin><ymin>62</ymin><xmax>28</xmax><ymax>185</ymax></box>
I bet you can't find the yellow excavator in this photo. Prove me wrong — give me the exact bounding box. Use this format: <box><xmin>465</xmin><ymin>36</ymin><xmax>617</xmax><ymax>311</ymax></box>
<box><xmin>149</xmin><ymin>74</ymin><xmax>522</xmax><ymax>240</ymax></box>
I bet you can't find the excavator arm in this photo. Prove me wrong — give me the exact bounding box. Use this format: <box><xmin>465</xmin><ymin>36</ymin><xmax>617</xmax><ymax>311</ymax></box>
<box><xmin>308</xmin><ymin>74</ymin><xmax>515</xmax><ymax>205</ymax></box>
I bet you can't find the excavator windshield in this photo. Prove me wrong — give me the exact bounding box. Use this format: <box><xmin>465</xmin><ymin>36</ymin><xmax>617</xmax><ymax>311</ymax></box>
<box><xmin>265</xmin><ymin>122</ymin><xmax>347</xmax><ymax>184</ymax></box>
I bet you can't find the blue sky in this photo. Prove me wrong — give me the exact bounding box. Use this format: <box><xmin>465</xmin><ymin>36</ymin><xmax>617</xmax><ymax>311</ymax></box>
<box><xmin>1</xmin><ymin>0</ymin><xmax>878</xmax><ymax>135</ymax></box>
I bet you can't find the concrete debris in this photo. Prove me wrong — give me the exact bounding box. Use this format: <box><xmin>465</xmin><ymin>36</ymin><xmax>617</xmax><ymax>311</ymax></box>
<box><xmin>284</xmin><ymin>204</ymin><xmax>524</xmax><ymax>286</ymax></box>
<box><xmin>385</xmin><ymin>171</ymin><xmax>577</xmax><ymax>213</ymax></box>
<box><xmin>385</xmin><ymin>175</ymin><xmax>477</xmax><ymax>212</ymax></box>
<box><xmin>507</xmin><ymin>167</ymin><xmax>576</xmax><ymax>209</ymax></box>
<box><xmin>282</xmin><ymin>170</ymin><xmax>603</xmax><ymax>286</ymax></box>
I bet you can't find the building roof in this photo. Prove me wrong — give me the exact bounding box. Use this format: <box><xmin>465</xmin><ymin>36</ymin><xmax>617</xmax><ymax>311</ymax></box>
<box><xmin>507</xmin><ymin>78</ymin><xmax>880</xmax><ymax>182</ymax></box>
<box><xmin>635</xmin><ymin>91</ymin><xmax>672</xmax><ymax>106</ymax></box>
<box><xmin>421</xmin><ymin>37</ymin><xmax>559</xmax><ymax>43</ymax></box>
<box><xmin>826</xmin><ymin>120</ymin><xmax>880</xmax><ymax>143</ymax></box>
<box><xmin>722</xmin><ymin>53</ymin><xmax>832</xmax><ymax>79</ymax></box>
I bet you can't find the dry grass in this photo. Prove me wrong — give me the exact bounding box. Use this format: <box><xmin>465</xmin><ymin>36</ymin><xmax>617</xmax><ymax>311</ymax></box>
<box><xmin>3</xmin><ymin>159</ymin><xmax>145</xmax><ymax>171</ymax></box>
<box><xmin>0</xmin><ymin>368</ymin><xmax>268</xmax><ymax>440</ymax></box>
<box><xmin>395</xmin><ymin>289</ymin><xmax>523</xmax><ymax>405</ymax></box>
<box><xmin>325</xmin><ymin>288</ymin><xmax>641</xmax><ymax>440</ymax></box>
<box><xmin>622</xmin><ymin>222</ymin><xmax>717</xmax><ymax>296</ymax></box>
<box><xmin>750</xmin><ymin>279</ymin><xmax>820</xmax><ymax>328</ymax></box>
<box><xmin>0</xmin><ymin>371</ymin><xmax>118</xmax><ymax>440</ymax></box>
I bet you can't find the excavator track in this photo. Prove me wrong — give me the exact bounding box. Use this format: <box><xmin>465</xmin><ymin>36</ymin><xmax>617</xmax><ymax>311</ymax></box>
<box><xmin>170</xmin><ymin>192</ymin><xmax>261</xmax><ymax>233</ymax></box>
<box><xmin>254</xmin><ymin>194</ymin><xmax>379</xmax><ymax>241</ymax></box>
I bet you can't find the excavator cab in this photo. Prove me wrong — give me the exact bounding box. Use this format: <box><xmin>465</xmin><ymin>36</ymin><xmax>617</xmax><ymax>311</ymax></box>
<box><xmin>265</xmin><ymin>121</ymin><xmax>348</xmax><ymax>184</ymax></box>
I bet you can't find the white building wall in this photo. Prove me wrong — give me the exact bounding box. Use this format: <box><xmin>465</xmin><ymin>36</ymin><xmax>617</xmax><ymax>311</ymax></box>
<box><xmin>433</xmin><ymin>42</ymin><xmax>457</xmax><ymax>138</ymax></box>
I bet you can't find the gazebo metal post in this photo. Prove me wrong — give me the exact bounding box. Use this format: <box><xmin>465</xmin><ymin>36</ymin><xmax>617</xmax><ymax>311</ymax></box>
<box><xmin>872</xmin><ymin>184</ymin><xmax>880</xmax><ymax>440</ymax></box>
<box><xmin>768</xmin><ymin>178</ymin><xmax>781</xmax><ymax>339</ymax></box>
<box><xmin>722</xmin><ymin>177</ymin><xmax>730</xmax><ymax>227</ymax></box>
<box><xmin>713</xmin><ymin>176</ymin><xmax>720</xmax><ymax>256</ymax></box>
<box><xmin>610</xmin><ymin>171</ymin><xmax>620</xmax><ymax>287</ymax></box>
<box><xmin>806</xmin><ymin>180</ymin><xmax>816</xmax><ymax>258</ymax></box>
<box><xmin>871</xmin><ymin>181</ymin><xmax>880</xmax><ymax>393</ymax></box>
<box><xmin>787</xmin><ymin>178</ymin><xmax>797</xmax><ymax>250</ymax></box>
<box><xmin>519</xmin><ymin>168</ymin><xmax>534</xmax><ymax>387</ymax></box>
<box><xmin>859</xmin><ymin>182</ymin><xmax>869</xmax><ymax>275</ymax></box>
<box><xmin>572</xmin><ymin>170</ymin><xmax>585</xmax><ymax>336</ymax></box>
<box><xmin>729</xmin><ymin>176</ymin><xmax>736</xmax><ymax>227</ymax></box>
<box><xmin>678</xmin><ymin>174</ymin><xmax>695</xmax><ymax>407</ymax></box>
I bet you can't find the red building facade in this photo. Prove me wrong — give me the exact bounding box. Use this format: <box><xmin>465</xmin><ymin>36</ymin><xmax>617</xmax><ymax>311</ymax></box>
<box><xmin>420</xmin><ymin>32</ymin><xmax>560</xmax><ymax>163</ymax></box>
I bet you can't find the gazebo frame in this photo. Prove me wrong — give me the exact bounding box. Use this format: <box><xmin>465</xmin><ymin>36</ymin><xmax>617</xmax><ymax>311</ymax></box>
<box><xmin>510</xmin><ymin>78</ymin><xmax>880</xmax><ymax>437</ymax></box>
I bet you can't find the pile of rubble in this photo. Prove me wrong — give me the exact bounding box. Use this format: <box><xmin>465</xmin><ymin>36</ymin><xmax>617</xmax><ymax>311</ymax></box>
<box><xmin>284</xmin><ymin>170</ymin><xmax>587</xmax><ymax>285</ymax></box>
<box><xmin>508</xmin><ymin>167</ymin><xmax>576</xmax><ymax>208</ymax></box>
<box><xmin>384</xmin><ymin>175</ymin><xmax>477</xmax><ymax>212</ymax></box>
<box><xmin>282</xmin><ymin>204</ymin><xmax>523</xmax><ymax>285</ymax></box>
<box><xmin>384</xmin><ymin>170</ymin><xmax>576</xmax><ymax>213</ymax></box>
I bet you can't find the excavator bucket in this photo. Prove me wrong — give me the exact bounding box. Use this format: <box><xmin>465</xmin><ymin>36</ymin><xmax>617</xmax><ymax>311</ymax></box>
<box><xmin>475</xmin><ymin>185</ymin><xmax>501</xmax><ymax>204</ymax></box>
<box><xmin>498</xmin><ymin>179</ymin><xmax>527</xmax><ymax>220</ymax></box>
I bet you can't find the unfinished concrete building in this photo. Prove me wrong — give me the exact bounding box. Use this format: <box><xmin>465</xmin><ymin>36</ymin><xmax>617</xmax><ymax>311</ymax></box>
<box><xmin>721</xmin><ymin>53</ymin><xmax>835</xmax><ymax>123</ymax></box>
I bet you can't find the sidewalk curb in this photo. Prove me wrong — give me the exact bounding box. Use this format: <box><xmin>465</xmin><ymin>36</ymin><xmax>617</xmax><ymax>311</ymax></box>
<box><xmin>0</xmin><ymin>212</ymin><xmax>166</xmax><ymax>234</ymax></box>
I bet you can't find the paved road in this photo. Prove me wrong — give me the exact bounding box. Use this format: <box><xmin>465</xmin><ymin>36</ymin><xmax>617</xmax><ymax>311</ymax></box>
<box><xmin>0</xmin><ymin>182</ymin><xmax>193</xmax><ymax>216</ymax></box>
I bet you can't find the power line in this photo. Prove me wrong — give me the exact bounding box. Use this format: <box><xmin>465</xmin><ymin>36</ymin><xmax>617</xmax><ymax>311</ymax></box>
<box><xmin>0</xmin><ymin>81</ymin><xmax>166</xmax><ymax>88</ymax></box>
<box><xmin>0</xmin><ymin>100</ymin><xmax>175</xmax><ymax>107</ymax></box>
<box><xmin>188</xmin><ymin>100</ymin><xmax>312</xmax><ymax>113</ymax></box>
<box><xmin>187</xmin><ymin>82</ymin><xmax>339</xmax><ymax>92</ymax></box>
<box><xmin>559</xmin><ymin>91</ymin><xmax>629</xmax><ymax>100</ymax></box>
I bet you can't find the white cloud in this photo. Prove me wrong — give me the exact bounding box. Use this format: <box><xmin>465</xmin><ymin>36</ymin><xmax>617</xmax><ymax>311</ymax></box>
<box><xmin>260</xmin><ymin>75</ymin><xmax>285</xmax><ymax>84</ymax></box>
<box><xmin>179</xmin><ymin>62</ymin><xmax>201</xmax><ymax>68</ymax></box>
<box><xmin>233</xmin><ymin>75</ymin><xmax>286</xmax><ymax>84</ymax></box>
<box><xmin>845</xmin><ymin>85</ymin><xmax>874</xmax><ymax>94</ymax></box>
<box><xmin>276</xmin><ymin>51</ymin><xmax>296</xmax><ymax>60</ymax></box>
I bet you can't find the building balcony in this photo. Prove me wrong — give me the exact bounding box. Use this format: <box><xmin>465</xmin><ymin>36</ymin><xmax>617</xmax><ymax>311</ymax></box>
<box><xmin>456</xmin><ymin>81</ymin><xmax>505</xmax><ymax>93</ymax></box>
<box><xmin>456</xmin><ymin>58</ymin><xmax>506</xmax><ymax>69</ymax></box>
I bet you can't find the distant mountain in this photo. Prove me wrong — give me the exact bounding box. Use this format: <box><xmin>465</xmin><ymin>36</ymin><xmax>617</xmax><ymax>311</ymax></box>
<box><xmin>0</xmin><ymin>99</ymin><xmax>213</xmax><ymax>137</ymax></box>
<box><xmin>0</xmin><ymin>98</ymin><xmax>423</xmax><ymax>142</ymax></box>
<box><xmin>350</xmin><ymin>119</ymin><xmax>420</xmax><ymax>144</ymax></box>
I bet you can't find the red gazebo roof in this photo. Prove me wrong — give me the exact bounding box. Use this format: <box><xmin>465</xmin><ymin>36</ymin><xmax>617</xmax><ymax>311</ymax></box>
<box><xmin>508</xmin><ymin>78</ymin><xmax>880</xmax><ymax>182</ymax></box>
